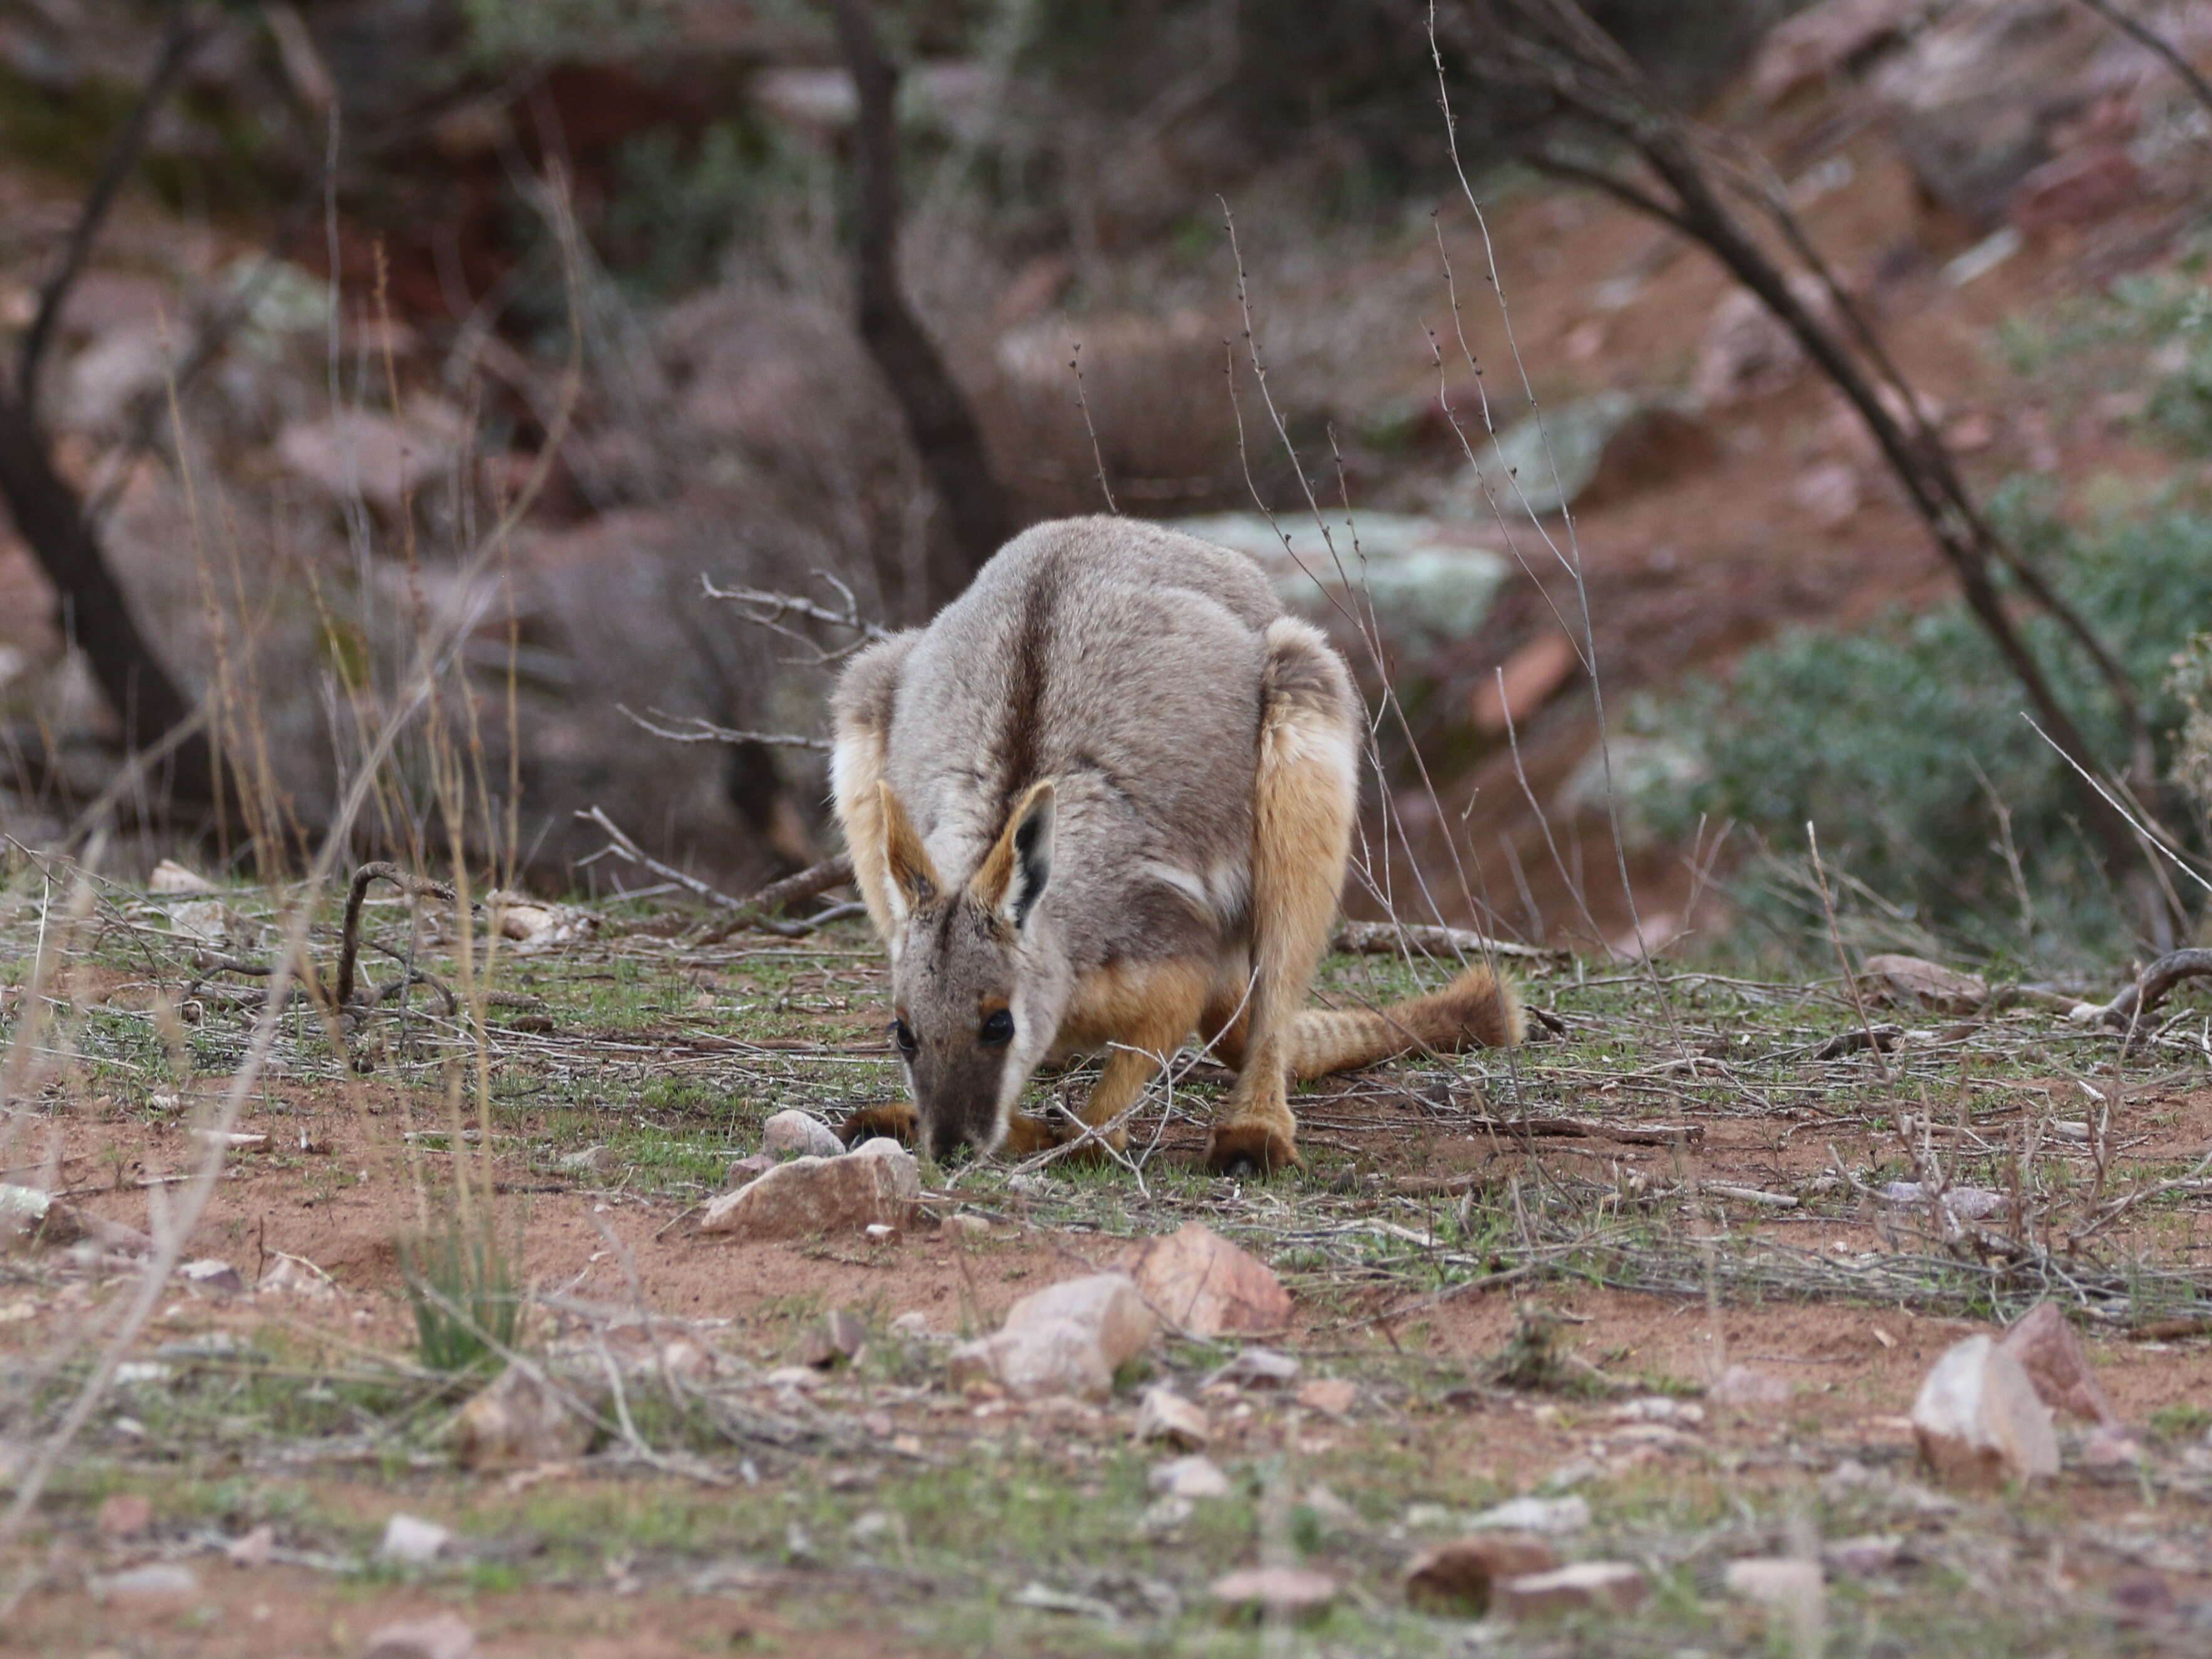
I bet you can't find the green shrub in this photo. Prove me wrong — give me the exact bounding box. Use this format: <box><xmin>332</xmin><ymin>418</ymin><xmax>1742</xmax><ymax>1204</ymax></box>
<box><xmin>1641</xmin><ymin>490</ymin><xmax>2212</xmax><ymax>960</ymax></box>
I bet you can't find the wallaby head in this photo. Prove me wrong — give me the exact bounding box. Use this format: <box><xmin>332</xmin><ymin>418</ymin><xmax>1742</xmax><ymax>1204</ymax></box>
<box><xmin>876</xmin><ymin>776</ymin><xmax>1065</xmax><ymax>1161</ymax></box>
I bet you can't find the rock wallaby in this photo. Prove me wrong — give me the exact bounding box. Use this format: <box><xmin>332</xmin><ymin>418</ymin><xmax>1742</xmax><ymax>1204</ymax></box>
<box><xmin>831</xmin><ymin>516</ymin><xmax>1522</xmax><ymax>1173</ymax></box>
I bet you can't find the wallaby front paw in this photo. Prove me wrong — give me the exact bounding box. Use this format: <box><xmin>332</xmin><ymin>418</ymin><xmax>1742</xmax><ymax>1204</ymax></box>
<box><xmin>1205</xmin><ymin>1117</ymin><xmax>1301</xmax><ymax>1177</ymax></box>
<box><xmin>839</xmin><ymin>1102</ymin><xmax>919</xmax><ymax>1147</ymax></box>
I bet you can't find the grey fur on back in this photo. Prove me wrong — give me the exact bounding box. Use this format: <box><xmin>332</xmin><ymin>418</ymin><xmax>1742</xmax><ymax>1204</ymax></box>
<box><xmin>880</xmin><ymin>516</ymin><xmax>1287</xmax><ymax>971</ymax></box>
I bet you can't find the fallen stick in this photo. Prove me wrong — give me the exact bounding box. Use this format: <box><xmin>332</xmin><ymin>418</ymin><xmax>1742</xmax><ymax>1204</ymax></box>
<box><xmin>1331</xmin><ymin>918</ymin><xmax>1563</xmax><ymax>962</ymax></box>
<box><xmin>2082</xmin><ymin>948</ymin><xmax>2212</xmax><ymax>1036</ymax></box>
<box><xmin>1466</xmin><ymin>1115</ymin><xmax>1703</xmax><ymax>1147</ymax></box>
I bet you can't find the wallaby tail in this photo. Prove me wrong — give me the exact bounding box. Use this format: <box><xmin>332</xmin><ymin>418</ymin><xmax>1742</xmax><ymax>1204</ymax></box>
<box><xmin>1286</xmin><ymin>963</ymin><xmax>1525</xmax><ymax>1081</ymax></box>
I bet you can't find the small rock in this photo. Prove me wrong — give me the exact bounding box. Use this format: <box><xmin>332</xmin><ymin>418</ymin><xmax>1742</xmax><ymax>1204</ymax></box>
<box><xmin>1469</xmin><ymin>1493</ymin><xmax>1590</xmax><ymax>1536</ymax></box>
<box><xmin>1494</xmin><ymin>1561</ymin><xmax>1647</xmax><ymax>1619</ymax></box>
<box><xmin>1822</xmin><ymin>1534</ymin><xmax>1903</xmax><ymax>1576</ymax></box>
<box><xmin>1793</xmin><ymin>461</ymin><xmax>1861</xmax><ymax>528</ymax></box>
<box><xmin>941</xmin><ymin>1213</ymin><xmax>994</xmax><ymax>1240</ymax></box>
<box><xmin>1149</xmin><ymin>1455</ymin><xmax>1232</xmax><ymax>1499</ymax></box>
<box><xmin>725</xmin><ymin>1153</ymin><xmax>776</xmax><ymax>1183</ymax></box>
<box><xmin>454</xmin><ymin>1366</ymin><xmax>591</xmax><ymax>1472</ymax></box>
<box><xmin>1910</xmin><ymin>1334</ymin><xmax>2059</xmax><ymax>1486</ymax></box>
<box><xmin>889</xmin><ymin>1311</ymin><xmax>932</xmax><ymax>1337</ymax></box>
<box><xmin>361</xmin><ymin>1611</ymin><xmax>477</xmax><ymax>1659</ymax></box>
<box><xmin>378</xmin><ymin>1513</ymin><xmax>452</xmax><ymax>1564</ymax></box>
<box><xmin>1210</xmin><ymin>1565</ymin><xmax>1338</xmax><ymax>1621</ymax></box>
<box><xmin>863</xmin><ymin>1223</ymin><xmax>901</xmax><ymax>1245</ymax></box>
<box><xmin>1134</xmin><ymin>1495</ymin><xmax>1194</xmax><ymax>1536</ymax></box>
<box><xmin>0</xmin><ymin>1184</ymin><xmax>69</xmax><ymax>1243</ymax></box>
<box><xmin>760</xmin><ymin>1110</ymin><xmax>844</xmax><ymax>1159</ymax></box>
<box><xmin>2000</xmin><ymin>1301</ymin><xmax>2117</xmax><ymax>1425</ymax></box>
<box><xmin>1693</xmin><ymin>285</ymin><xmax>1810</xmax><ymax>406</ymax></box>
<box><xmin>2082</xmin><ymin>1424</ymin><xmax>2146</xmax><ymax>1467</ymax></box>
<box><xmin>699</xmin><ymin>1138</ymin><xmax>920</xmax><ymax>1240</ymax></box>
<box><xmin>226</xmin><ymin>1523</ymin><xmax>275</xmax><ymax>1568</ymax></box>
<box><xmin>256</xmin><ymin>1255</ymin><xmax>335</xmax><ymax>1300</ymax></box>
<box><xmin>148</xmin><ymin>859</ymin><xmax>216</xmax><ymax>894</ymax></box>
<box><xmin>800</xmin><ymin>1310</ymin><xmax>869</xmax><ymax>1368</ymax></box>
<box><xmin>1860</xmin><ymin>953</ymin><xmax>1989</xmax><ymax>1014</ymax></box>
<box><xmin>95</xmin><ymin>1493</ymin><xmax>153</xmax><ymax>1537</ymax></box>
<box><xmin>1299</xmin><ymin>1484</ymin><xmax>1358</xmax><ymax>1534</ymax></box>
<box><xmin>178</xmin><ymin>1258</ymin><xmax>245</xmax><ymax>1296</ymax></box>
<box><xmin>1135</xmin><ymin>1386</ymin><xmax>1211</xmax><ymax>1449</ymax></box>
<box><xmin>1712</xmin><ymin>1364</ymin><xmax>1793</xmax><ymax>1408</ymax></box>
<box><xmin>1132</xmin><ymin>1221</ymin><xmax>1291</xmax><ymax>1337</ymax></box>
<box><xmin>1609</xmin><ymin>1395</ymin><xmax>1702</xmax><ymax>1424</ymax></box>
<box><xmin>948</xmin><ymin>1273</ymin><xmax>1158</xmax><ymax>1402</ymax></box>
<box><xmin>1880</xmin><ymin>1182</ymin><xmax>2005</xmax><ymax>1220</ymax></box>
<box><xmin>277</xmin><ymin>406</ymin><xmax>462</xmax><ymax>513</ymax></box>
<box><xmin>1296</xmin><ymin>1377</ymin><xmax>1358</xmax><ymax>1416</ymax></box>
<box><xmin>90</xmin><ymin>1562</ymin><xmax>198</xmax><ymax>1603</ymax></box>
<box><xmin>558</xmin><ymin>1145</ymin><xmax>609</xmax><ymax>1174</ymax></box>
<box><xmin>1204</xmin><ymin>1347</ymin><xmax>1301</xmax><ymax>1389</ymax></box>
<box><xmin>168</xmin><ymin>899</ymin><xmax>228</xmax><ymax>945</ymax></box>
<box><xmin>1724</xmin><ymin>1556</ymin><xmax>1824</xmax><ymax>1608</ymax></box>
<box><xmin>1405</xmin><ymin>1533</ymin><xmax>1559</xmax><ymax>1614</ymax></box>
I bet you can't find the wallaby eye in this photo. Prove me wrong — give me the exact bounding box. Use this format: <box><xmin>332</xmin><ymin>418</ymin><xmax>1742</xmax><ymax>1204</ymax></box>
<box><xmin>980</xmin><ymin>1009</ymin><xmax>1015</xmax><ymax>1046</ymax></box>
<box><xmin>891</xmin><ymin>1017</ymin><xmax>918</xmax><ymax>1057</ymax></box>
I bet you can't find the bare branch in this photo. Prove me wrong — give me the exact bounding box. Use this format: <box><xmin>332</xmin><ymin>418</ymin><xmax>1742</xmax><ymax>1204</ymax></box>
<box><xmin>2074</xmin><ymin>0</ymin><xmax>2212</xmax><ymax>122</ymax></box>
<box><xmin>617</xmin><ymin>705</ymin><xmax>832</xmax><ymax>753</ymax></box>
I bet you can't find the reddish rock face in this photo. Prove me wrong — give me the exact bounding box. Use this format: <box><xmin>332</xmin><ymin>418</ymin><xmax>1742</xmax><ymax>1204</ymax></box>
<box><xmin>2000</xmin><ymin>1301</ymin><xmax>2119</xmax><ymax>1425</ymax></box>
<box><xmin>1133</xmin><ymin>1221</ymin><xmax>1292</xmax><ymax>1337</ymax></box>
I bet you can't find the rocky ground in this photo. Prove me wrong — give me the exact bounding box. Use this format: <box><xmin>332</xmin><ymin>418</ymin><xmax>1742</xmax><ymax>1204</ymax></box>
<box><xmin>3</xmin><ymin>858</ymin><xmax>2211</xmax><ymax>1655</ymax></box>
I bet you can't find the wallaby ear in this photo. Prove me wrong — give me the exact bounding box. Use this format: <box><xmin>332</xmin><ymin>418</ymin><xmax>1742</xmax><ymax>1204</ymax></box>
<box><xmin>877</xmin><ymin>780</ymin><xmax>940</xmax><ymax>920</ymax></box>
<box><xmin>970</xmin><ymin>779</ymin><xmax>1055</xmax><ymax>929</ymax></box>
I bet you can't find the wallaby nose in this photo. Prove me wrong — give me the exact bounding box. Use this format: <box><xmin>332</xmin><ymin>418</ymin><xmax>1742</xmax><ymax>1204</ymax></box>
<box><xmin>925</xmin><ymin>1122</ymin><xmax>975</xmax><ymax>1164</ymax></box>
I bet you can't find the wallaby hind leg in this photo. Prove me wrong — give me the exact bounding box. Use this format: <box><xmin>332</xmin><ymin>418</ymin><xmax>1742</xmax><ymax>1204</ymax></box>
<box><xmin>1207</xmin><ymin>618</ymin><xmax>1359</xmax><ymax>1176</ymax></box>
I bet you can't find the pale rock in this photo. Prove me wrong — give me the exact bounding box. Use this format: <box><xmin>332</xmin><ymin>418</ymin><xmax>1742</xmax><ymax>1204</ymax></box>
<box><xmin>889</xmin><ymin>1311</ymin><xmax>932</xmax><ymax>1337</ymax></box>
<box><xmin>760</xmin><ymin>1110</ymin><xmax>844</xmax><ymax>1159</ymax></box>
<box><xmin>2000</xmin><ymin>1301</ymin><xmax>2118</xmax><ymax>1425</ymax></box>
<box><xmin>2082</xmin><ymin>1424</ymin><xmax>2146</xmax><ymax>1467</ymax></box>
<box><xmin>1296</xmin><ymin>1377</ymin><xmax>1358</xmax><ymax>1416</ymax></box>
<box><xmin>178</xmin><ymin>1258</ymin><xmax>245</xmax><ymax>1296</ymax></box>
<box><xmin>1881</xmin><ymin>1182</ymin><xmax>2005</xmax><ymax>1220</ymax></box>
<box><xmin>0</xmin><ymin>1184</ymin><xmax>67</xmax><ymax>1244</ymax></box>
<box><xmin>1209</xmin><ymin>1565</ymin><xmax>1338</xmax><ymax>1620</ymax></box>
<box><xmin>1713</xmin><ymin>1365</ymin><xmax>1793</xmax><ymax>1408</ymax></box>
<box><xmin>725</xmin><ymin>1153</ymin><xmax>776</xmax><ymax>1184</ymax></box>
<box><xmin>1724</xmin><ymin>1556</ymin><xmax>1825</xmax><ymax>1607</ymax></box>
<box><xmin>226</xmin><ymin>1523</ymin><xmax>275</xmax><ymax>1568</ymax></box>
<box><xmin>1149</xmin><ymin>1454</ymin><xmax>1232</xmax><ymax>1499</ymax></box>
<box><xmin>1469</xmin><ymin>1493</ymin><xmax>1589</xmax><ymax>1536</ymax></box>
<box><xmin>1205</xmin><ymin>1346</ymin><xmax>1301</xmax><ymax>1389</ymax></box>
<box><xmin>148</xmin><ymin>859</ymin><xmax>216</xmax><ymax>894</ymax></box>
<box><xmin>277</xmin><ymin>406</ymin><xmax>463</xmax><ymax>513</ymax></box>
<box><xmin>1910</xmin><ymin>1335</ymin><xmax>2059</xmax><ymax>1486</ymax></box>
<box><xmin>1135</xmin><ymin>1386</ymin><xmax>1211</xmax><ymax>1449</ymax></box>
<box><xmin>1494</xmin><ymin>1561</ymin><xmax>1647</xmax><ymax>1619</ymax></box>
<box><xmin>699</xmin><ymin>1137</ymin><xmax>919</xmax><ymax>1240</ymax></box>
<box><xmin>257</xmin><ymin>1255</ymin><xmax>335</xmax><ymax>1300</ymax></box>
<box><xmin>362</xmin><ymin>1611</ymin><xmax>477</xmax><ymax>1659</ymax></box>
<box><xmin>1299</xmin><ymin>1484</ymin><xmax>1359</xmax><ymax>1534</ymax></box>
<box><xmin>948</xmin><ymin>1273</ymin><xmax>1157</xmax><ymax>1402</ymax></box>
<box><xmin>1610</xmin><ymin>1395</ymin><xmax>1702</xmax><ymax>1424</ymax></box>
<box><xmin>1134</xmin><ymin>1495</ymin><xmax>1194</xmax><ymax>1536</ymax></box>
<box><xmin>1794</xmin><ymin>461</ymin><xmax>1862</xmax><ymax>528</ymax></box>
<box><xmin>89</xmin><ymin>1561</ymin><xmax>198</xmax><ymax>1603</ymax></box>
<box><xmin>1405</xmin><ymin>1532</ymin><xmax>1559</xmax><ymax>1614</ymax></box>
<box><xmin>63</xmin><ymin>328</ymin><xmax>173</xmax><ymax>436</ymax></box>
<box><xmin>169</xmin><ymin>900</ymin><xmax>227</xmax><ymax>944</ymax></box>
<box><xmin>1132</xmin><ymin>1221</ymin><xmax>1291</xmax><ymax>1336</ymax></box>
<box><xmin>1823</xmin><ymin>1534</ymin><xmax>1904</xmax><ymax>1576</ymax></box>
<box><xmin>378</xmin><ymin>1513</ymin><xmax>452</xmax><ymax>1564</ymax></box>
<box><xmin>486</xmin><ymin>890</ymin><xmax>595</xmax><ymax>950</ymax></box>
<box><xmin>454</xmin><ymin>1365</ymin><xmax>591</xmax><ymax>1472</ymax></box>
<box><xmin>1860</xmin><ymin>953</ymin><xmax>1989</xmax><ymax>1014</ymax></box>
<box><xmin>941</xmin><ymin>1213</ymin><xmax>994</xmax><ymax>1240</ymax></box>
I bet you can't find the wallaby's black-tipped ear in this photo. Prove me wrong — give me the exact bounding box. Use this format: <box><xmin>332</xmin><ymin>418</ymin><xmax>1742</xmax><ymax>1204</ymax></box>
<box><xmin>878</xmin><ymin>779</ymin><xmax>940</xmax><ymax>920</ymax></box>
<box><xmin>971</xmin><ymin>779</ymin><xmax>1054</xmax><ymax>928</ymax></box>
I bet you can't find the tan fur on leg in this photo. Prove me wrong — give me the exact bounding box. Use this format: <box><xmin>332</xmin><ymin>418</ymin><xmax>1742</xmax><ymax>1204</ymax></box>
<box><xmin>1207</xmin><ymin>619</ymin><xmax>1359</xmax><ymax>1174</ymax></box>
<box><xmin>829</xmin><ymin>632</ymin><xmax>918</xmax><ymax>941</ymax></box>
